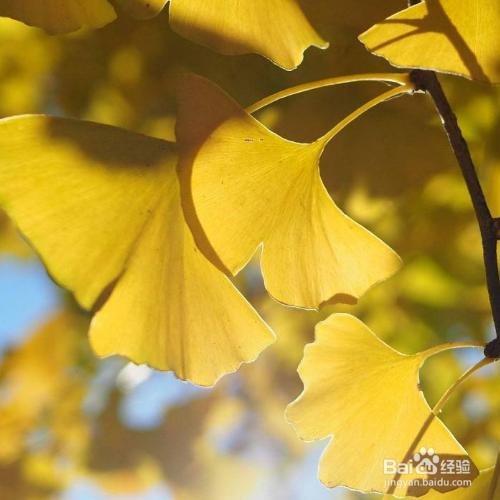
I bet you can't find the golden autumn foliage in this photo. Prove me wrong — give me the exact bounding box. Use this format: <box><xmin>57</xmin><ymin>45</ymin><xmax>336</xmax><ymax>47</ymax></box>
<box><xmin>0</xmin><ymin>1</ymin><xmax>498</xmax><ymax>499</ymax></box>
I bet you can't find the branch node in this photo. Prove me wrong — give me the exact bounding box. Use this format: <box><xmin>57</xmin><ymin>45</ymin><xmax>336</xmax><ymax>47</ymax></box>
<box><xmin>485</xmin><ymin>338</ymin><xmax>500</xmax><ymax>359</ymax></box>
<box><xmin>409</xmin><ymin>69</ymin><xmax>428</xmax><ymax>91</ymax></box>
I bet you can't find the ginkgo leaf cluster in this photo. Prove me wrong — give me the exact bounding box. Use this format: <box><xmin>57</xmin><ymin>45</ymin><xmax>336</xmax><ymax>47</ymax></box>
<box><xmin>0</xmin><ymin>115</ymin><xmax>274</xmax><ymax>386</ymax></box>
<box><xmin>0</xmin><ymin>0</ymin><xmax>327</xmax><ymax>69</ymax></box>
<box><xmin>0</xmin><ymin>0</ymin><xmax>498</xmax><ymax>498</ymax></box>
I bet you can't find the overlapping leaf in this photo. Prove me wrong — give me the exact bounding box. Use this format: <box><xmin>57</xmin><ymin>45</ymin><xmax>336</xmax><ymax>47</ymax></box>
<box><xmin>1</xmin><ymin>0</ymin><xmax>325</xmax><ymax>69</ymax></box>
<box><xmin>121</xmin><ymin>0</ymin><xmax>328</xmax><ymax>69</ymax></box>
<box><xmin>0</xmin><ymin>115</ymin><xmax>274</xmax><ymax>386</ymax></box>
<box><xmin>286</xmin><ymin>313</ymin><xmax>477</xmax><ymax>496</ymax></box>
<box><xmin>359</xmin><ymin>0</ymin><xmax>500</xmax><ymax>83</ymax></box>
<box><xmin>176</xmin><ymin>75</ymin><xmax>401</xmax><ymax>310</ymax></box>
<box><xmin>167</xmin><ymin>0</ymin><xmax>328</xmax><ymax>70</ymax></box>
<box><xmin>0</xmin><ymin>0</ymin><xmax>116</xmax><ymax>33</ymax></box>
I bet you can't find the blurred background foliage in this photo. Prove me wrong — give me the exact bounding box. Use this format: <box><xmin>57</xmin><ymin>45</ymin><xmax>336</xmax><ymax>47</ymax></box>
<box><xmin>0</xmin><ymin>1</ymin><xmax>498</xmax><ymax>498</ymax></box>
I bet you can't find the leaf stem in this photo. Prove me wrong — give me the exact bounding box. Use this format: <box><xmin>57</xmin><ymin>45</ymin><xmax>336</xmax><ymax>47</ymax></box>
<box><xmin>314</xmin><ymin>84</ymin><xmax>413</xmax><ymax>148</ymax></box>
<box><xmin>420</xmin><ymin>341</ymin><xmax>484</xmax><ymax>359</ymax></box>
<box><xmin>432</xmin><ymin>357</ymin><xmax>495</xmax><ymax>416</ymax></box>
<box><xmin>245</xmin><ymin>73</ymin><xmax>411</xmax><ymax>114</ymax></box>
<box><xmin>387</xmin><ymin>356</ymin><xmax>495</xmax><ymax>496</ymax></box>
<box><xmin>410</xmin><ymin>69</ymin><xmax>500</xmax><ymax>358</ymax></box>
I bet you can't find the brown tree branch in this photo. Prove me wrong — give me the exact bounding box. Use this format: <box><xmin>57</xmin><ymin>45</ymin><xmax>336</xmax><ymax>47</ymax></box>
<box><xmin>409</xmin><ymin>69</ymin><xmax>500</xmax><ymax>358</ymax></box>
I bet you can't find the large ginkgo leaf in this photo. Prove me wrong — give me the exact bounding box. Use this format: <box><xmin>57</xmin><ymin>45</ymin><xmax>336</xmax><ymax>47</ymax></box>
<box><xmin>359</xmin><ymin>0</ymin><xmax>500</xmax><ymax>83</ymax></box>
<box><xmin>0</xmin><ymin>0</ymin><xmax>117</xmax><ymax>34</ymax></box>
<box><xmin>286</xmin><ymin>314</ymin><xmax>478</xmax><ymax>497</ymax></box>
<box><xmin>168</xmin><ymin>0</ymin><xmax>328</xmax><ymax>70</ymax></box>
<box><xmin>176</xmin><ymin>75</ymin><xmax>401</xmax><ymax>310</ymax></box>
<box><xmin>0</xmin><ymin>115</ymin><xmax>274</xmax><ymax>386</ymax></box>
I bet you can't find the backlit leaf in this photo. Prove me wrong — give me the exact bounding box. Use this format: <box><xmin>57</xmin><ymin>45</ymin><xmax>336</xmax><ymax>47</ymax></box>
<box><xmin>0</xmin><ymin>115</ymin><xmax>274</xmax><ymax>386</ymax></box>
<box><xmin>0</xmin><ymin>0</ymin><xmax>117</xmax><ymax>34</ymax></box>
<box><xmin>168</xmin><ymin>0</ymin><xmax>328</xmax><ymax>70</ymax></box>
<box><xmin>286</xmin><ymin>314</ymin><xmax>477</xmax><ymax>496</ymax></box>
<box><xmin>359</xmin><ymin>0</ymin><xmax>500</xmax><ymax>83</ymax></box>
<box><xmin>176</xmin><ymin>75</ymin><xmax>401</xmax><ymax>309</ymax></box>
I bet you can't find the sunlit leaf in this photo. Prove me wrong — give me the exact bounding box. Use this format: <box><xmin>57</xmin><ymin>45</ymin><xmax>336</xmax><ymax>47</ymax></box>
<box><xmin>0</xmin><ymin>4</ymin><xmax>497</xmax><ymax>498</ymax></box>
<box><xmin>176</xmin><ymin>75</ymin><xmax>401</xmax><ymax>309</ymax></box>
<box><xmin>0</xmin><ymin>0</ymin><xmax>117</xmax><ymax>34</ymax></box>
<box><xmin>286</xmin><ymin>314</ymin><xmax>477</xmax><ymax>496</ymax></box>
<box><xmin>0</xmin><ymin>115</ymin><xmax>274</xmax><ymax>386</ymax></box>
<box><xmin>359</xmin><ymin>0</ymin><xmax>500</xmax><ymax>83</ymax></box>
<box><xmin>168</xmin><ymin>0</ymin><xmax>328</xmax><ymax>70</ymax></box>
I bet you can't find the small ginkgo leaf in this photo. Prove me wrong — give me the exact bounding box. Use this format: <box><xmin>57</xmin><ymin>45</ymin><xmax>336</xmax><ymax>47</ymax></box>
<box><xmin>359</xmin><ymin>0</ymin><xmax>500</xmax><ymax>83</ymax></box>
<box><xmin>0</xmin><ymin>115</ymin><xmax>274</xmax><ymax>386</ymax></box>
<box><xmin>168</xmin><ymin>0</ymin><xmax>328</xmax><ymax>70</ymax></box>
<box><xmin>116</xmin><ymin>0</ymin><xmax>168</xmax><ymax>20</ymax></box>
<box><xmin>286</xmin><ymin>314</ymin><xmax>478</xmax><ymax>497</ymax></box>
<box><xmin>176</xmin><ymin>75</ymin><xmax>401</xmax><ymax>310</ymax></box>
<box><xmin>0</xmin><ymin>0</ymin><xmax>117</xmax><ymax>34</ymax></box>
<box><xmin>424</xmin><ymin>467</ymin><xmax>497</xmax><ymax>499</ymax></box>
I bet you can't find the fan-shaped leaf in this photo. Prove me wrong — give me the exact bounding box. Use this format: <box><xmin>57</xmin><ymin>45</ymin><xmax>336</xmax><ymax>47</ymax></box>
<box><xmin>168</xmin><ymin>0</ymin><xmax>328</xmax><ymax>70</ymax></box>
<box><xmin>359</xmin><ymin>0</ymin><xmax>500</xmax><ymax>83</ymax></box>
<box><xmin>286</xmin><ymin>314</ymin><xmax>478</xmax><ymax>496</ymax></box>
<box><xmin>176</xmin><ymin>75</ymin><xmax>401</xmax><ymax>310</ymax></box>
<box><xmin>0</xmin><ymin>115</ymin><xmax>274</xmax><ymax>386</ymax></box>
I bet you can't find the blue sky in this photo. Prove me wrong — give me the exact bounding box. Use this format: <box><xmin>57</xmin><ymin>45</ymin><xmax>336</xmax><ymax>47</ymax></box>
<box><xmin>0</xmin><ymin>257</ymin><xmax>60</xmax><ymax>353</ymax></box>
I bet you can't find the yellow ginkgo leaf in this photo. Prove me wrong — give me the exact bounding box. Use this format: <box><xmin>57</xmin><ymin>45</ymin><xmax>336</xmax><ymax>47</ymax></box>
<box><xmin>359</xmin><ymin>0</ymin><xmax>500</xmax><ymax>83</ymax></box>
<box><xmin>0</xmin><ymin>115</ymin><xmax>274</xmax><ymax>386</ymax></box>
<box><xmin>424</xmin><ymin>467</ymin><xmax>498</xmax><ymax>499</ymax></box>
<box><xmin>176</xmin><ymin>75</ymin><xmax>401</xmax><ymax>310</ymax></box>
<box><xmin>0</xmin><ymin>0</ymin><xmax>117</xmax><ymax>34</ymax></box>
<box><xmin>116</xmin><ymin>0</ymin><xmax>168</xmax><ymax>20</ymax></box>
<box><xmin>286</xmin><ymin>314</ymin><xmax>478</xmax><ymax>497</ymax></box>
<box><xmin>168</xmin><ymin>0</ymin><xmax>328</xmax><ymax>70</ymax></box>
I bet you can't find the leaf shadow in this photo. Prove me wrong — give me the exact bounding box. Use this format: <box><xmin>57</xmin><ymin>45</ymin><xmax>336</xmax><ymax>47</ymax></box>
<box><xmin>385</xmin><ymin>408</ymin><xmax>479</xmax><ymax>496</ymax></box>
<box><xmin>369</xmin><ymin>0</ymin><xmax>489</xmax><ymax>82</ymax></box>
<box><xmin>175</xmin><ymin>75</ymin><xmax>239</xmax><ymax>276</ymax></box>
<box><xmin>43</xmin><ymin>116</ymin><xmax>175</xmax><ymax>169</ymax></box>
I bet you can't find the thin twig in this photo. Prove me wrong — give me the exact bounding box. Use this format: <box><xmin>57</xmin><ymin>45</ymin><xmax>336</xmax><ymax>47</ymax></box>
<box><xmin>409</xmin><ymin>69</ymin><xmax>500</xmax><ymax>357</ymax></box>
